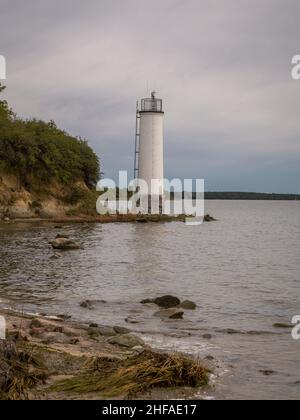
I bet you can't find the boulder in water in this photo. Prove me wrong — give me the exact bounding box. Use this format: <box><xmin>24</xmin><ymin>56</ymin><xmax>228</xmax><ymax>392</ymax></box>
<box><xmin>154</xmin><ymin>308</ymin><xmax>184</xmax><ymax>319</ymax></box>
<box><xmin>203</xmin><ymin>214</ymin><xmax>217</xmax><ymax>222</ymax></box>
<box><xmin>80</xmin><ymin>299</ymin><xmax>107</xmax><ymax>310</ymax></box>
<box><xmin>140</xmin><ymin>298</ymin><xmax>155</xmax><ymax>304</ymax></box>
<box><xmin>55</xmin><ymin>234</ymin><xmax>69</xmax><ymax>239</ymax></box>
<box><xmin>181</xmin><ymin>300</ymin><xmax>197</xmax><ymax>310</ymax></box>
<box><xmin>51</xmin><ymin>237</ymin><xmax>81</xmax><ymax>250</ymax></box>
<box><xmin>259</xmin><ymin>369</ymin><xmax>275</xmax><ymax>376</ymax></box>
<box><xmin>80</xmin><ymin>300</ymin><xmax>94</xmax><ymax>310</ymax></box>
<box><xmin>273</xmin><ymin>323</ymin><xmax>292</xmax><ymax>329</ymax></box>
<box><xmin>153</xmin><ymin>295</ymin><xmax>181</xmax><ymax>308</ymax></box>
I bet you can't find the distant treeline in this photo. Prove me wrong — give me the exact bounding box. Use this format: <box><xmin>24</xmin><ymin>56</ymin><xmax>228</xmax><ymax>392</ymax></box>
<box><xmin>169</xmin><ymin>191</ymin><xmax>300</xmax><ymax>200</ymax></box>
<box><xmin>204</xmin><ymin>192</ymin><xmax>300</xmax><ymax>200</ymax></box>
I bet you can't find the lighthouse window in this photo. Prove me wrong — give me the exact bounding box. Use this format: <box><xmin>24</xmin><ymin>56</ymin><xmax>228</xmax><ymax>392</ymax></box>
<box><xmin>141</xmin><ymin>98</ymin><xmax>162</xmax><ymax>112</ymax></box>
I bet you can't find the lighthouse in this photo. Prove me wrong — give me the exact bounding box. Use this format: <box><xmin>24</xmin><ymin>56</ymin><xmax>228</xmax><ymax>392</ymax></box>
<box><xmin>134</xmin><ymin>92</ymin><xmax>164</xmax><ymax>212</ymax></box>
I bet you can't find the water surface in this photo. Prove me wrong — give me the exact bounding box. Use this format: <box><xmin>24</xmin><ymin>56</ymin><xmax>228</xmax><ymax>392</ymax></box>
<box><xmin>0</xmin><ymin>200</ymin><xmax>299</xmax><ymax>399</ymax></box>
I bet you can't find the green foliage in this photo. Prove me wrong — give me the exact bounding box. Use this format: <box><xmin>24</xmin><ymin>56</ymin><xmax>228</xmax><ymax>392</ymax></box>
<box><xmin>66</xmin><ymin>186</ymin><xmax>87</xmax><ymax>205</ymax></box>
<box><xmin>0</xmin><ymin>83</ymin><xmax>100</xmax><ymax>191</ymax></box>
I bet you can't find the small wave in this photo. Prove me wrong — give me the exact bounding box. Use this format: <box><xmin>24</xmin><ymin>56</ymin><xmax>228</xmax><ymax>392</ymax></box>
<box><xmin>216</xmin><ymin>328</ymin><xmax>280</xmax><ymax>336</ymax></box>
<box><xmin>1</xmin><ymin>306</ymin><xmax>41</xmax><ymax>318</ymax></box>
<box><xmin>141</xmin><ymin>333</ymin><xmax>215</xmax><ymax>356</ymax></box>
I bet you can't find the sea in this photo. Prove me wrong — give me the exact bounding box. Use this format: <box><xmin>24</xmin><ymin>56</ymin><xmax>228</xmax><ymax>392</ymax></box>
<box><xmin>0</xmin><ymin>200</ymin><xmax>299</xmax><ymax>399</ymax></box>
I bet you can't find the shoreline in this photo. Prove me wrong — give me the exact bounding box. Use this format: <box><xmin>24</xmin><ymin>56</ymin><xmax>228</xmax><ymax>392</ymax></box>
<box><xmin>0</xmin><ymin>308</ymin><xmax>212</xmax><ymax>400</ymax></box>
<box><xmin>0</xmin><ymin>213</ymin><xmax>218</xmax><ymax>225</ymax></box>
<box><xmin>0</xmin><ymin>214</ymin><xmax>186</xmax><ymax>225</ymax></box>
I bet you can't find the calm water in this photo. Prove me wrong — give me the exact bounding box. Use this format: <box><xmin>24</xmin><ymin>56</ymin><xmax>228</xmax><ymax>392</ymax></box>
<box><xmin>0</xmin><ymin>200</ymin><xmax>299</xmax><ymax>400</ymax></box>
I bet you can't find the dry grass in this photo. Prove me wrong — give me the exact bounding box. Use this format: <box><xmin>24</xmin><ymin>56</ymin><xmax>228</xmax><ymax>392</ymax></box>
<box><xmin>0</xmin><ymin>339</ymin><xmax>47</xmax><ymax>400</ymax></box>
<box><xmin>50</xmin><ymin>350</ymin><xmax>209</xmax><ymax>398</ymax></box>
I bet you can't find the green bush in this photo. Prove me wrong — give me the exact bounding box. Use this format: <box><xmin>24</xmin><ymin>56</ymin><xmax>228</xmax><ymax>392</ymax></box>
<box><xmin>66</xmin><ymin>187</ymin><xmax>86</xmax><ymax>205</ymax></box>
<box><xmin>0</xmin><ymin>83</ymin><xmax>100</xmax><ymax>191</ymax></box>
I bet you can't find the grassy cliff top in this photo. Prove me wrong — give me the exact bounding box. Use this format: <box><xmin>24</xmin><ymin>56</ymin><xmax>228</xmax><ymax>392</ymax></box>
<box><xmin>0</xmin><ymin>83</ymin><xmax>100</xmax><ymax>192</ymax></box>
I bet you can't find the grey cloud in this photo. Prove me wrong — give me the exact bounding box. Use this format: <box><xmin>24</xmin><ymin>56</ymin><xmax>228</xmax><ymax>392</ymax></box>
<box><xmin>0</xmin><ymin>0</ymin><xmax>300</xmax><ymax>192</ymax></box>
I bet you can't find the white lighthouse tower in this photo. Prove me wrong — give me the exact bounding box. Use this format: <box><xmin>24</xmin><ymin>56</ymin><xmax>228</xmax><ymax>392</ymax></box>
<box><xmin>134</xmin><ymin>92</ymin><xmax>164</xmax><ymax>212</ymax></box>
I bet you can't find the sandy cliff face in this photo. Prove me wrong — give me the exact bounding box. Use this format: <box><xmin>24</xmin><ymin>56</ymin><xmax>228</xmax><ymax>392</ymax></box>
<box><xmin>0</xmin><ymin>172</ymin><xmax>81</xmax><ymax>219</ymax></box>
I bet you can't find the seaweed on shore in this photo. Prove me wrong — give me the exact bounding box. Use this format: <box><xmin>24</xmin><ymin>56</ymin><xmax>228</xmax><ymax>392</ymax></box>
<box><xmin>0</xmin><ymin>338</ymin><xmax>47</xmax><ymax>400</ymax></box>
<box><xmin>50</xmin><ymin>350</ymin><xmax>209</xmax><ymax>398</ymax></box>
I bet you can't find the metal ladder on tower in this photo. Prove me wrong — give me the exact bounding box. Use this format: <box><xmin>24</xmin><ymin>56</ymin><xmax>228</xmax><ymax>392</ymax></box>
<box><xmin>134</xmin><ymin>101</ymin><xmax>140</xmax><ymax>180</ymax></box>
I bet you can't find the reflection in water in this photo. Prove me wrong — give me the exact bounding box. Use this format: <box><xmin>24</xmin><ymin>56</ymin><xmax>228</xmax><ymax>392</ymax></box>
<box><xmin>0</xmin><ymin>201</ymin><xmax>300</xmax><ymax>399</ymax></box>
<box><xmin>131</xmin><ymin>223</ymin><xmax>170</xmax><ymax>290</ymax></box>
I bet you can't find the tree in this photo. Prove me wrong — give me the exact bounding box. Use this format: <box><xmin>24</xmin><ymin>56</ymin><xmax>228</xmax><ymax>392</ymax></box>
<box><xmin>0</xmin><ymin>83</ymin><xmax>100</xmax><ymax>191</ymax></box>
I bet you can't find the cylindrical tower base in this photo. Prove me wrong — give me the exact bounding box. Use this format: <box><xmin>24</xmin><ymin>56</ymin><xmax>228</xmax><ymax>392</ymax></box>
<box><xmin>138</xmin><ymin>111</ymin><xmax>164</xmax><ymax>199</ymax></box>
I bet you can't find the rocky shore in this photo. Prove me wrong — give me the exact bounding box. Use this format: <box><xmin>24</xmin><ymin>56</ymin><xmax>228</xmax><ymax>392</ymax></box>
<box><xmin>0</xmin><ymin>308</ymin><xmax>211</xmax><ymax>400</ymax></box>
<box><xmin>0</xmin><ymin>213</ymin><xmax>216</xmax><ymax>225</ymax></box>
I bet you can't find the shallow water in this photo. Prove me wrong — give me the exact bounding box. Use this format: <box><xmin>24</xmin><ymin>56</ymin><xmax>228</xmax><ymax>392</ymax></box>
<box><xmin>0</xmin><ymin>200</ymin><xmax>299</xmax><ymax>399</ymax></box>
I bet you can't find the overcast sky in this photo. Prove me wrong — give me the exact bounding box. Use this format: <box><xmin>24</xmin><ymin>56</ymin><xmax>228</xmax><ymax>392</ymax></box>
<box><xmin>1</xmin><ymin>0</ymin><xmax>300</xmax><ymax>193</ymax></box>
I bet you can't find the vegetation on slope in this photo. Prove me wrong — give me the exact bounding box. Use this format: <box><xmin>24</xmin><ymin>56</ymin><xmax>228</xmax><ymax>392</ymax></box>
<box><xmin>0</xmin><ymin>83</ymin><xmax>101</xmax><ymax>216</ymax></box>
<box><xmin>0</xmin><ymin>83</ymin><xmax>99</xmax><ymax>191</ymax></box>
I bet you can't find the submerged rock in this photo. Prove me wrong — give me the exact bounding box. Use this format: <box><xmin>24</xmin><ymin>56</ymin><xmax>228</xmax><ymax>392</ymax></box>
<box><xmin>108</xmin><ymin>333</ymin><xmax>144</xmax><ymax>348</ymax></box>
<box><xmin>259</xmin><ymin>369</ymin><xmax>276</xmax><ymax>376</ymax></box>
<box><xmin>154</xmin><ymin>308</ymin><xmax>184</xmax><ymax>319</ymax></box>
<box><xmin>203</xmin><ymin>214</ymin><xmax>217</xmax><ymax>222</ymax></box>
<box><xmin>181</xmin><ymin>300</ymin><xmax>197</xmax><ymax>310</ymax></box>
<box><xmin>202</xmin><ymin>334</ymin><xmax>213</xmax><ymax>340</ymax></box>
<box><xmin>153</xmin><ymin>295</ymin><xmax>181</xmax><ymax>309</ymax></box>
<box><xmin>55</xmin><ymin>234</ymin><xmax>69</xmax><ymax>239</ymax></box>
<box><xmin>51</xmin><ymin>237</ymin><xmax>81</xmax><ymax>250</ymax></box>
<box><xmin>136</xmin><ymin>218</ymin><xmax>148</xmax><ymax>223</ymax></box>
<box><xmin>80</xmin><ymin>299</ymin><xmax>107</xmax><ymax>310</ymax></box>
<box><xmin>80</xmin><ymin>300</ymin><xmax>94</xmax><ymax>310</ymax></box>
<box><xmin>50</xmin><ymin>253</ymin><xmax>62</xmax><ymax>259</ymax></box>
<box><xmin>125</xmin><ymin>317</ymin><xmax>140</xmax><ymax>324</ymax></box>
<box><xmin>140</xmin><ymin>298</ymin><xmax>155</xmax><ymax>304</ymax></box>
<box><xmin>225</xmin><ymin>328</ymin><xmax>240</xmax><ymax>335</ymax></box>
<box><xmin>273</xmin><ymin>323</ymin><xmax>292</xmax><ymax>329</ymax></box>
